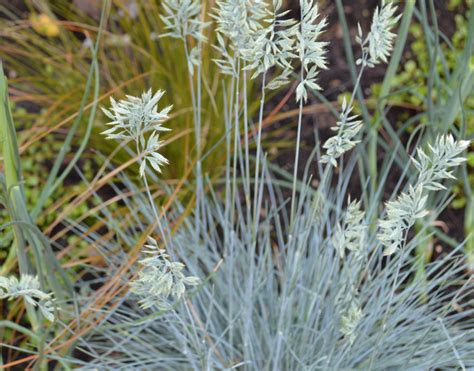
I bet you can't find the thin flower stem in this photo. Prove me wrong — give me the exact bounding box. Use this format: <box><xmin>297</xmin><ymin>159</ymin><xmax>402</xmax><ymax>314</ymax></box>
<box><xmin>338</xmin><ymin>65</ymin><xmax>365</xmax><ymax>139</ymax></box>
<box><xmin>231</xmin><ymin>63</ymin><xmax>241</xmax><ymax>229</ymax></box>
<box><xmin>290</xmin><ymin>68</ymin><xmax>305</xmax><ymax>224</ymax></box>
<box><xmin>183</xmin><ymin>39</ymin><xmax>202</xmax><ymax>237</ymax></box>
<box><xmin>136</xmin><ymin>141</ymin><xmax>167</xmax><ymax>246</ymax></box>
<box><xmin>243</xmin><ymin>67</ymin><xmax>251</xmax><ymax>225</ymax></box>
<box><xmin>253</xmin><ymin>72</ymin><xmax>267</xmax><ymax>224</ymax></box>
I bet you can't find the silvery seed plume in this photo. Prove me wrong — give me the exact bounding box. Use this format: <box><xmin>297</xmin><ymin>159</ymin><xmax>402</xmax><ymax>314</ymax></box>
<box><xmin>101</xmin><ymin>89</ymin><xmax>171</xmax><ymax>141</ymax></box>
<box><xmin>160</xmin><ymin>0</ymin><xmax>209</xmax><ymax>42</ymax></box>
<box><xmin>356</xmin><ymin>0</ymin><xmax>401</xmax><ymax>67</ymax></box>
<box><xmin>413</xmin><ymin>134</ymin><xmax>470</xmax><ymax>191</ymax></box>
<box><xmin>101</xmin><ymin>89</ymin><xmax>172</xmax><ymax>177</ymax></box>
<box><xmin>243</xmin><ymin>0</ymin><xmax>298</xmax><ymax>86</ymax></box>
<box><xmin>139</xmin><ymin>131</ymin><xmax>169</xmax><ymax>177</ymax></box>
<box><xmin>332</xmin><ymin>197</ymin><xmax>367</xmax><ymax>260</ymax></box>
<box><xmin>296</xmin><ymin>0</ymin><xmax>329</xmax><ymax>102</ymax></box>
<box><xmin>0</xmin><ymin>275</ymin><xmax>55</xmax><ymax>321</ymax></box>
<box><xmin>212</xmin><ymin>0</ymin><xmax>268</xmax><ymax>75</ymax></box>
<box><xmin>378</xmin><ymin>134</ymin><xmax>470</xmax><ymax>256</ymax></box>
<box><xmin>320</xmin><ymin>97</ymin><xmax>363</xmax><ymax>167</ymax></box>
<box><xmin>129</xmin><ymin>237</ymin><xmax>200</xmax><ymax>310</ymax></box>
<box><xmin>340</xmin><ymin>300</ymin><xmax>363</xmax><ymax>345</ymax></box>
<box><xmin>160</xmin><ymin>0</ymin><xmax>210</xmax><ymax>75</ymax></box>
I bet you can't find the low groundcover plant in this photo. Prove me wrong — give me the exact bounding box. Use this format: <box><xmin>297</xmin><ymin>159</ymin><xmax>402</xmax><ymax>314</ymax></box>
<box><xmin>2</xmin><ymin>0</ymin><xmax>474</xmax><ymax>369</ymax></box>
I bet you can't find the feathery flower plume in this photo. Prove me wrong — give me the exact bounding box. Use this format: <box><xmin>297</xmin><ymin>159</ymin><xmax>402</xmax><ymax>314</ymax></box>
<box><xmin>320</xmin><ymin>97</ymin><xmax>363</xmax><ymax>167</ymax></box>
<box><xmin>101</xmin><ymin>89</ymin><xmax>172</xmax><ymax>177</ymax></box>
<box><xmin>356</xmin><ymin>0</ymin><xmax>401</xmax><ymax>67</ymax></box>
<box><xmin>296</xmin><ymin>0</ymin><xmax>328</xmax><ymax>102</ymax></box>
<box><xmin>160</xmin><ymin>0</ymin><xmax>209</xmax><ymax>74</ymax></box>
<box><xmin>243</xmin><ymin>0</ymin><xmax>298</xmax><ymax>88</ymax></box>
<box><xmin>340</xmin><ymin>300</ymin><xmax>363</xmax><ymax>344</ymax></box>
<box><xmin>378</xmin><ymin>135</ymin><xmax>470</xmax><ymax>255</ymax></box>
<box><xmin>129</xmin><ymin>237</ymin><xmax>200</xmax><ymax>310</ymax></box>
<box><xmin>0</xmin><ymin>275</ymin><xmax>55</xmax><ymax>321</ymax></box>
<box><xmin>212</xmin><ymin>0</ymin><xmax>268</xmax><ymax>76</ymax></box>
<box><xmin>160</xmin><ymin>0</ymin><xmax>208</xmax><ymax>42</ymax></box>
<box><xmin>332</xmin><ymin>198</ymin><xmax>367</xmax><ymax>260</ymax></box>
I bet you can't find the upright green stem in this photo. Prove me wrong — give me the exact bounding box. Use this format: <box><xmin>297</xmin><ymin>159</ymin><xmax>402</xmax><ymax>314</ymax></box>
<box><xmin>230</xmin><ymin>62</ymin><xmax>241</xmax><ymax>230</ymax></box>
<box><xmin>243</xmin><ymin>68</ymin><xmax>251</xmax><ymax>225</ymax></box>
<box><xmin>465</xmin><ymin>195</ymin><xmax>474</xmax><ymax>272</ymax></box>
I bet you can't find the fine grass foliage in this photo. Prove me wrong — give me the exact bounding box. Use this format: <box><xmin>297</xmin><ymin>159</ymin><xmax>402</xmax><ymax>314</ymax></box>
<box><xmin>46</xmin><ymin>0</ymin><xmax>473</xmax><ymax>369</ymax></box>
<box><xmin>1</xmin><ymin>0</ymin><xmax>474</xmax><ymax>369</ymax></box>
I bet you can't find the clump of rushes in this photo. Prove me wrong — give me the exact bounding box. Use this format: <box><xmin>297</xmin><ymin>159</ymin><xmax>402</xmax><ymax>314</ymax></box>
<box><xmin>101</xmin><ymin>90</ymin><xmax>199</xmax><ymax>309</ymax></box>
<box><xmin>0</xmin><ymin>275</ymin><xmax>56</xmax><ymax>321</ymax></box>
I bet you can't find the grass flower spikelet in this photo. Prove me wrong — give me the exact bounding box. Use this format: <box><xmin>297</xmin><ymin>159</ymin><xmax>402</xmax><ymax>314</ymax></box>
<box><xmin>0</xmin><ymin>275</ymin><xmax>55</xmax><ymax>321</ymax></box>
<box><xmin>378</xmin><ymin>134</ymin><xmax>470</xmax><ymax>255</ymax></box>
<box><xmin>129</xmin><ymin>237</ymin><xmax>200</xmax><ymax>310</ymax></box>
<box><xmin>320</xmin><ymin>98</ymin><xmax>363</xmax><ymax>167</ymax></box>
<box><xmin>340</xmin><ymin>301</ymin><xmax>363</xmax><ymax>344</ymax></box>
<box><xmin>332</xmin><ymin>198</ymin><xmax>367</xmax><ymax>260</ymax></box>
<box><xmin>243</xmin><ymin>1</ymin><xmax>298</xmax><ymax>84</ymax></box>
<box><xmin>101</xmin><ymin>89</ymin><xmax>172</xmax><ymax>177</ymax></box>
<box><xmin>357</xmin><ymin>0</ymin><xmax>401</xmax><ymax>67</ymax></box>
<box><xmin>296</xmin><ymin>0</ymin><xmax>328</xmax><ymax>102</ymax></box>
<box><xmin>160</xmin><ymin>0</ymin><xmax>208</xmax><ymax>42</ymax></box>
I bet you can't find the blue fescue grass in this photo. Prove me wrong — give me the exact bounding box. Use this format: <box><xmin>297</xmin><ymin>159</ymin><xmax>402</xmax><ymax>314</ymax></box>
<box><xmin>65</xmin><ymin>145</ymin><xmax>474</xmax><ymax>369</ymax></box>
<box><xmin>2</xmin><ymin>1</ymin><xmax>474</xmax><ymax>369</ymax></box>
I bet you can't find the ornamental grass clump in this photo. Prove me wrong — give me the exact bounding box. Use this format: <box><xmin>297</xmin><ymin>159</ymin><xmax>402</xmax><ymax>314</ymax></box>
<box><xmin>2</xmin><ymin>0</ymin><xmax>474</xmax><ymax>369</ymax></box>
<box><xmin>64</xmin><ymin>1</ymin><xmax>474</xmax><ymax>369</ymax></box>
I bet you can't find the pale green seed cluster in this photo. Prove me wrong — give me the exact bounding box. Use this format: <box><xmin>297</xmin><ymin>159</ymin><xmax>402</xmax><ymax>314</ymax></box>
<box><xmin>356</xmin><ymin>0</ymin><xmax>401</xmax><ymax>67</ymax></box>
<box><xmin>321</xmin><ymin>98</ymin><xmax>363</xmax><ymax>167</ymax></box>
<box><xmin>0</xmin><ymin>275</ymin><xmax>55</xmax><ymax>321</ymax></box>
<box><xmin>129</xmin><ymin>237</ymin><xmax>200</xmax><ymax>310</ymax></box>
<box><xmin>378</xmin><ymin>135</ymin><xmax>470</xmax><ymax>256</ymax></box>
<box><xmin>101</xmin><ymin>89</ymin><xmax>172</xmax><ymax>178</ymax></box>
<box><xmin>340</xmin><ymin>300</ymin><xmax>363</xmax><ymax>344</ymax></box>
<box><xmin>332</xmin><ymin>198</ymin><xmax>367</xmax><ymax>260</ymax></box>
